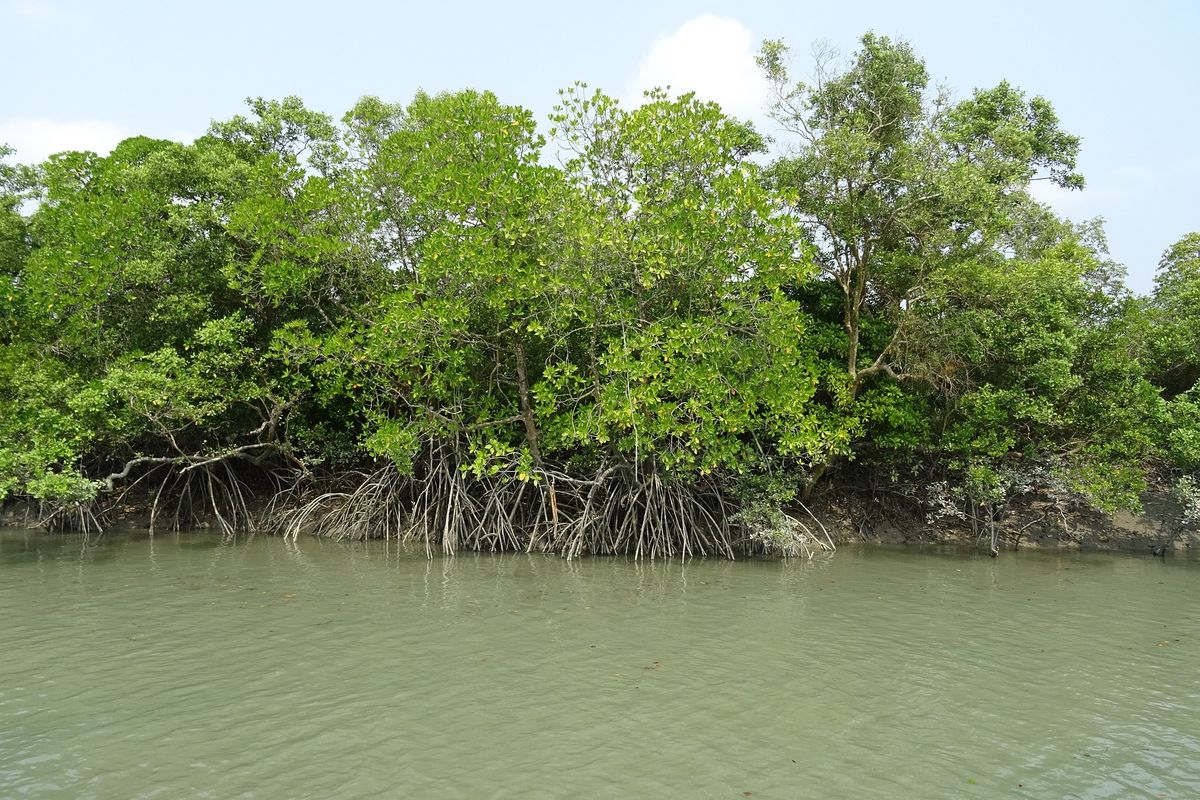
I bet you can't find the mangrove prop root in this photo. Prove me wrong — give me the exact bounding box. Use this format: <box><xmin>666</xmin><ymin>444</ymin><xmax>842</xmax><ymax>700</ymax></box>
<box><xmin>87</xmin><ymin>446</ymin><xmax>834</xmax><ymax>558</ymax></box>
<box><xmin>264</xmin><ymin>456</ymin><xmax>833</xmax><ymax>559</ymax></box>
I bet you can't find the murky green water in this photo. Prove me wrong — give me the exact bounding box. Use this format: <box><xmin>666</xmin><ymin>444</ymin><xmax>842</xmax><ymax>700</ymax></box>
<box><xmin>1</xmin><ymin>530</ymin><xmax>1197</xmax><ymax>799</ymax></box>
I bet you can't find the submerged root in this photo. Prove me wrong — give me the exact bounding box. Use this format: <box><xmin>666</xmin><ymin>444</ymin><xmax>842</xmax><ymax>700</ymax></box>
<box><xmin>408</xmin><ymin>450</ymin><xmax>533</xmax><ymax>555</ymax></box>
<box><xmin>735</xmin><ymin>502</ymin><xmax>835</xmax><ymax>559</ymax></box>
<box><xmin>256</xmin><ymin>452</ymin><xmax>836</xmax><ymax>559</ymax></box>
<box><xmin>270</xmin><ymin>449</ymin><xmax>557</xmax><ymax>554</ymax></box>
<box><xmin>538</xmin><ymin>468</ymin><xmax>737</xmax><ymax>560</ymax></box>
<box><xmin>146</xmin><ymin>460</ymin><xmax>260</xmax><ymax>536</ymax></box>
<box><xmin>20</xmin><ymin>443</ymin><xmax>835</xmax><ymax>559</ymax></box>
<box><xmin>270</xmin><ymin>465</ymin><xmax>409</xmax><ymax>542</ymax></box>
<box><xmin>92</xmin><ymin>458</ymin><xmax>267</xmax><ymax>536</ymax></box>
<box><xmin>37</xmin><ymin>499</ymin><xmax>106</xmax><ymax>535</ymax></box>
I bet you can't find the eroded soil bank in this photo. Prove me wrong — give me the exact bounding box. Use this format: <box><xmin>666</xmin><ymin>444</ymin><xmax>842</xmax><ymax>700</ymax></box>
<box><xmin>811</xmin><ymin>489</ymin><xmax>1197</xmax><ymax>554</ymax></box>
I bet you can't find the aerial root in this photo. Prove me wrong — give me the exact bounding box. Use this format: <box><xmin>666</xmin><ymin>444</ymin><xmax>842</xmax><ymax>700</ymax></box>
<box><xmin>37</xmin><ymin>499</ymin><xmax>106</xmax><ymax>535</ymax></box>
<box><xmin>86</xmin><ymin>447</ymin><xmax>834</xmax><ymax>558</ymax></box>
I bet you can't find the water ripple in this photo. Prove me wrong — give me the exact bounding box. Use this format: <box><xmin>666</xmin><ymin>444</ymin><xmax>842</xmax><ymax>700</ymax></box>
<box><xmin>1</xmin><ymin>532</ymin><xmax>1197</xmax><ymax>798</ymax></box>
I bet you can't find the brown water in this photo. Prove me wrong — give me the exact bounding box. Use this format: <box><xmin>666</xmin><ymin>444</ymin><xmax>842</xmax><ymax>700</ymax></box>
<box><xmin>1</xmin><ymin>529</ymin><xmax>1197</xmax><ymax>799</ymax></box>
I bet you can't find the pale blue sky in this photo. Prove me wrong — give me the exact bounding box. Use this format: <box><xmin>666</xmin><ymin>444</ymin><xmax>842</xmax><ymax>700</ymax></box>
<box><xmin>2</xmin><ymin>0</ymin><xmax>1196</xmax><ymax>293</ymax></box>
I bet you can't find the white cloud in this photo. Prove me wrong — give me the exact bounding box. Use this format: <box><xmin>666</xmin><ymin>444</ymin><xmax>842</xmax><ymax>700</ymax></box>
<box><xmin>0</xmin><ymin>119</ymin><xmax>128</xmax><ymax>163</ymax></box>
<box><xmin>5</xmin><ymin>0</ymin><xmax>61</xmax><ymax>23</ymax></box>
<box><xmin>624</xmin><ymin>15</ymin><xmax>767</xmax><ymax>122</ymax></box>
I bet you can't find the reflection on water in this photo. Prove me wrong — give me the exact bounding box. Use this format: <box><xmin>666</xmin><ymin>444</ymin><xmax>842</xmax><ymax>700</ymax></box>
<box><xmin>1</xmin><ymin>529</ymin><xmax>1197</xmax><ymax>799</ymax></box>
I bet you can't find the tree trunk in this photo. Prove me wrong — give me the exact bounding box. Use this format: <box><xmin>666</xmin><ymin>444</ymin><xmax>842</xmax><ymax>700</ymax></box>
<box><xmin>512</xmin><ymin>336</ymin><xmax>542</xmax><ymax>467</ymax></box>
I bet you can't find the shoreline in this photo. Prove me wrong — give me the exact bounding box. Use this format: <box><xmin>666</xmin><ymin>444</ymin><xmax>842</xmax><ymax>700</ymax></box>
<box><xmin>5</xmin><ymin>488</ymin><xmax>1193</xmax><ymax>556</ymax></box>
<box><xmin>809</xmin><ymin>489</ymin><xmax>1197</xmax><ymax>554</ymax></box>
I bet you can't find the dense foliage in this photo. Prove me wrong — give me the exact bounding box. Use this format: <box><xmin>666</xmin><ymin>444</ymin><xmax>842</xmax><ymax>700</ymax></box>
<box><xmin>0</xmin><ymin>34</ymin><xmax>1194</xmax><ymax>553</ymax></box>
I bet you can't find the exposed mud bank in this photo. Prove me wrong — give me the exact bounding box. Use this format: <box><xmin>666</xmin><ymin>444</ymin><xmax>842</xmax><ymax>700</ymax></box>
<box><xmin>812</xmin><ymin>490</ymin><xmax>1197</xmax><ymax>554</ymax></box>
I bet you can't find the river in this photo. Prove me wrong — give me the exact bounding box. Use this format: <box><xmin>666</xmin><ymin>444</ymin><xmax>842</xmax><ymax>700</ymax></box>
<box><xmin>1</xmin><ymin>529</ymin><xmax>1197</xmax><ymax>799</ymax></box>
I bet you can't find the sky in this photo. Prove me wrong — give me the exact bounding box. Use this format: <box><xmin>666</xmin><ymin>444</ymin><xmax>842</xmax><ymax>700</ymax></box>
<box><xmin>1</xmin><ymin>0</ymin><xmax>1197</xmax><ymax>293</ymax></box>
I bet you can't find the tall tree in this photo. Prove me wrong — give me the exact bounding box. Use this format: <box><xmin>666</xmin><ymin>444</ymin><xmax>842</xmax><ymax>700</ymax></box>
<box><xmin>758</xmin><ymin>33</ymin><xmax>1086</xmax><ymax>487</ymax></box>
<box><xmin>1146</xmin><ymin>233</ymin><xmax>1200</xmax><ymax>523</ymax></box>
<box><xmin>1148</xmin><ymin>233</ymin><xmax>1200</xmax><ymax>396</ymax></box>
<box><xmin>546</xmin><ymin>86</ymin><xmax>839</xmax><ymax>478</ymax></box>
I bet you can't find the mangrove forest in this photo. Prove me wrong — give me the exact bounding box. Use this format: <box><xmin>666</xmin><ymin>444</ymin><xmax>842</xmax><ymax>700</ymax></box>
<box><xmin>1</xmin><ymin>34</ymin><xmax>1197</xmax><ymax>556</ymax></box>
